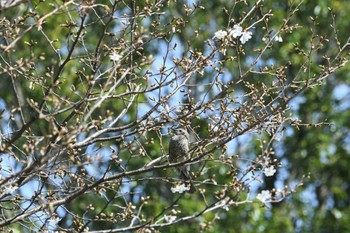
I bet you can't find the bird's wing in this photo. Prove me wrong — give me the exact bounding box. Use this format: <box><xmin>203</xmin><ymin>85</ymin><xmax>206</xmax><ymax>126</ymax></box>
<box><xmin>168</xmin><ymin>139</ymin><xmax>174</xmax><ymax>161</ymax></box>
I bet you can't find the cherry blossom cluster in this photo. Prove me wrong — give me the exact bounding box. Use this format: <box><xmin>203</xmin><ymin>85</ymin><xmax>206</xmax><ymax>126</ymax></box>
<box><xmin>213</xmin><ymin>24</ymin><xmax>252</xmax><ymax>44</ymax></box>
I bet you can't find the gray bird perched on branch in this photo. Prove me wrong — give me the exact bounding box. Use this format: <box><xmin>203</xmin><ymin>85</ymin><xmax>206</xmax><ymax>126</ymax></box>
<box><xmin>169</xmin><ymin>127</ymin><xmax>196</xmax><ymax>193</ymax></box>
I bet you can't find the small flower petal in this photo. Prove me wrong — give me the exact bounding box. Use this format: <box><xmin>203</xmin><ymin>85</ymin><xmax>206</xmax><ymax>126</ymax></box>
<box><xmin>171</xmin><ymin>183</ymin><xmax>190</xmax><ymax>194</ymax></box>
<box><xmin>164</xmin><ymin>215</ymin><xmax>177</xmax><ymax>223</ymax></box>
<box><xmin>4</xmin><ymin>185</ymin><xmax>18</xmax><ymax>195</ymax></box>
<box><xmin>213</xmin><ymin>30</ymin><xmax>228</xmax><ymax>40</ymax></box>
<box><xmin>218</xmin><ymin>199</ymin><xmax>230</xmax><ymax>211</ymax></box>
<box><xmin>256</xmin><ymin>190</ymin><xmax>272</xmax><ymax>203</ymax></box>
<box><xmin>109</xmin><ymin>52</ymin><xmax>122</xmax><ymax>62</ymax></box>
<box><xmin>240</xmin><ymin>31</ymin><xmax>252</xmax><ymax>44</ymax></box>
<box><xmin>48</xmin><ymin>216</ymin><xmax>61</xmax><ymax>225</ymax></box>
<box><xmin>274</xmin><ymin>35</ymin><xmax>283</xmax><ymax>42</ymax></box>
<box><xmin>263</xmin><ymin>165</ymin><xmax>276</xmax><ymax>177</ymax></box>
<box><xmin>229</xmin><ymin>25</ymin><xmax>243</xmax><ymax>38</ymax></box>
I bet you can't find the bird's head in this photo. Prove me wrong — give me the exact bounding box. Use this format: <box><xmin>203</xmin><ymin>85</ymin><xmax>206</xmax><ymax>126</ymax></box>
<box><xmin>173</xmin><ymin>127</ymin><xmax>189</xmax><ymax>139</ymax></box>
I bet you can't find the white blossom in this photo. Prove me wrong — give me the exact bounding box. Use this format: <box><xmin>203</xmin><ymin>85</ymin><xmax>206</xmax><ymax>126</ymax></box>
<box><xmin>213</xmin><ymin>30</ymin><xmax>227</xmax><ymax>40</ymax></box>
<box><xmin>229</xmin><ymin>25</ymin><xmax>243</xmax><ymax>38</ymax></box>
<box><xmin>109</xmin><ymin>52</ymin><xmax>122</xmax><ymax>62</ymax></box>
<box><xmin>274</xmin><ymin>35</ymin><xmax>283</xmax><ymax>42</ymax></box>
<box><xmin>48</xmin><ymin>216</ymin><xmax>61</xmax><ymax>225</ymax></box>
<box><xmin>256</xmin><ymin>190</ymin><xmax>272</xmax><ymax>203</ymax></box>
<box><xmin>171</xmin><ymin>183</ymin><xmax>189</xmax><ymax>194</ymax></box>
<box><xmin>209</xmin><ymin>124</ymin><xmax>219</xmax><ymax>132</ymax></box>
<box><xmin>218</xmin><ymin>199</ymin><xmax>230</xmax><ymax>211</ymax></box>
<box><xmin>240</xmin><ymin>31</ymin><xmax>252</xmax><ymax>44</ymax></box>
<box><xmin>4</xmin><ymin>185</ymin><xmax>18</xmax><ymax>195</ymax></box>
<box><xmin>263</xmin><ymin>165</ymin><xmax>276</xmax><ymax>177</ymax></box>
<box><xmin>164</xmin><ymin>215</ymin><xmax>177</xmax><ymax>223</ymax></box>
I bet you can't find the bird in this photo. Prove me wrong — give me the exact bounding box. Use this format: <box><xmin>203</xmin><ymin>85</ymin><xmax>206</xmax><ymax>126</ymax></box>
<box><xmin>169</xmin><ymin>127</ymin><xmax>195</xmax><ymax>193</ymax></box>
